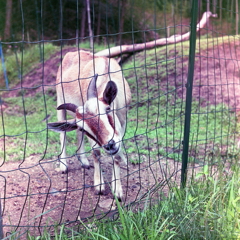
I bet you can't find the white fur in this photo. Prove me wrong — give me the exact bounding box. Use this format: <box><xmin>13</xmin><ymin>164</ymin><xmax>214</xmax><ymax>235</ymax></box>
<box><xmin>50</xmin><ymin>50</ymin><xmax>131</xmax><ymax>200</ymax></box>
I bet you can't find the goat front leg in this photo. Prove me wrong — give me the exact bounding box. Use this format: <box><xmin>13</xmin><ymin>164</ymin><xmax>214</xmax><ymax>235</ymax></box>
<box><xmin>112</xmin><ymin>154</ymin><xmax>123</xmax><ymax>201</ymax></box>
<box><xmin>76</xmin><ymin>131</ymin><xmax>90</xmax><ymax>169</ymax></box>
<box><xmin>59</xmin><ymin>131</ymin><xmax>68</xmax><ymax>173</ymax></box>
<box><xmin>93</xmin><ymin>149</ymin><xmax>105</xmax><ymax>195</ymax></box>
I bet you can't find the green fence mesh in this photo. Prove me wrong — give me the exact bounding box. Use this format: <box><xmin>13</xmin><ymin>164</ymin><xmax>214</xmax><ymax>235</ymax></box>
<box><xmin>0</xmin><ymin>0</ymin><xmax>239</xmax><ymax>238</ymax></box>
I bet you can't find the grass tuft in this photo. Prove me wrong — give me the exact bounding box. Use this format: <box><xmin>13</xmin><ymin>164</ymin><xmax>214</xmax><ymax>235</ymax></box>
<box><xmin>25</xmin><ymin>164</ymin><xmax>240</xmax><ymax>239</ymax></box>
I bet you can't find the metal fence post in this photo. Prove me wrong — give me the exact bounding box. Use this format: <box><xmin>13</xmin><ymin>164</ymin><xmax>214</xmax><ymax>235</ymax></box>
<box><xmin>0</xmin><ymin>41</ymin><xmax>9</xmax><ymax>90</ymax></box>
<box><xmin>0</xmin><ymin>195</ymin><xmax>3</xmax><ymax>239</ymax></box>
<box><xmin>181</xmin><ymin>0</ymin><xmax>199</xmax><ymax>188</ymax></box>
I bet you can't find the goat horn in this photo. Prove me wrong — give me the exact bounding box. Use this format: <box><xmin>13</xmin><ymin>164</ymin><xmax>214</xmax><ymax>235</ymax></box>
<box><xmin>87</xmin><ymin>74</ymin><xmax>98</xmax><ymax>100</ymax></box>
<box><xmin>57</xmin><ymin>103</ymin><xmax>78</xmax><ymax>113</ymax></box>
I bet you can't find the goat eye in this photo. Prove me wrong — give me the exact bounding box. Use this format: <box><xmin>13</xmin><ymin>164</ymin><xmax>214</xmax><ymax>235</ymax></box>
<box><xmin>106</xmin><ymin>107</ymin><xmax>111</xmax><ymax>113</ymax></box>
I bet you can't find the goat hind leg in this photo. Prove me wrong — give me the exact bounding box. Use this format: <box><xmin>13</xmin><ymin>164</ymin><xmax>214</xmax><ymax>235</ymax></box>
<box><xmin>58</xmin><ymin>132</ymin><xmax>68</xmax><ymax>172</ymax></box>
<box><xmin>57</xmin><ymin>108</ymin><xmax>68</xmax><ymax>173</ymax></box>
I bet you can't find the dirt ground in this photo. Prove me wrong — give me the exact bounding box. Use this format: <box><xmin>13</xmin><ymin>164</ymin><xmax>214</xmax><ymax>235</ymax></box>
<box><xmin>0</xmin><ymin>153</ymin><xmax>182</xmax><ymax>237</ymax></box>
<box><xmin>191</xmin><ymin>39</ymin><xmax>240</xmax><ymax>111</ymax></box>
<box><xmin>0</xmin><ymin>38</ymin><xmax>240</xmax><ymax>237</ymax></box>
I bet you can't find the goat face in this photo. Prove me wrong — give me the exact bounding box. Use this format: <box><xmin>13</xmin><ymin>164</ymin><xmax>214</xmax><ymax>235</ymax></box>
<box><xmin>48</xmin><ymin>74</ymin><xmax>122</xmax><ymax>156</ymax></box>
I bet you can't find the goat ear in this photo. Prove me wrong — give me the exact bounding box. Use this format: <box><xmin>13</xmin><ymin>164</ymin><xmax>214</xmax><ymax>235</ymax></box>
<box><xmin>57</xmin><ymin>103</ymin><xmax>78</xmax><ymax>113</ymax></box>
<box><xmin>87</xmin><ymin>74</ymin><xmax>98</xmax><ymax>100</ymax></box>
<box><xmin>103</xmin><ymin>81</ymin><xmax>118</xmax><ymax>105</ymax></box>
<box><xmin>48</xmin><ymin>119</ymin><xmax>78</xmax><ymax>132</ymax></box>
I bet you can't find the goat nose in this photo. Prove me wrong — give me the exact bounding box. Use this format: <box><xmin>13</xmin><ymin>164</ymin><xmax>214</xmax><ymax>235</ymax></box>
<box><xmin>105</xmin><ymin>139</ymin><xmax>115</xmax><ymax>151</ymax></box>
<box><xmin>104</xmin><ymin>139</ymin><xmax>120</xmax><ymax>155</ymax></box>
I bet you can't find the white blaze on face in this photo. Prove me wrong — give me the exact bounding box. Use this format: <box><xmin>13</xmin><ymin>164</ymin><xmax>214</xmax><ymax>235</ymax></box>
<box><xmin>76</xmin><ymin>98</ymin><xmax>121</xmax><ymax>154</ymax></box>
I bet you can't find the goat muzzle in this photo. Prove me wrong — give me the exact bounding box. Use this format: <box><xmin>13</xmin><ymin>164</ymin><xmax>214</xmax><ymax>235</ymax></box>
<box><xmin>103</xmin><ymin>139</ymin><xmax>120</xmax><ymax>155</ymax></box>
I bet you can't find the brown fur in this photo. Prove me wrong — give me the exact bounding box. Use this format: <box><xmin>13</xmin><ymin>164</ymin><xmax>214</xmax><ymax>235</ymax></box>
<box><xmin>56</xmin><ymin>50</ymin><xmax>131</xmax><ymax>111</ymax></box>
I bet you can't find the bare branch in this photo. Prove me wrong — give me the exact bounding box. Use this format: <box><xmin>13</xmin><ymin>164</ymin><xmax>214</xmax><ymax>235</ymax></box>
<box><xmin>95</xmin><ymin>12</ymin><xmax>218</xmax><ymax>58</ymax></box>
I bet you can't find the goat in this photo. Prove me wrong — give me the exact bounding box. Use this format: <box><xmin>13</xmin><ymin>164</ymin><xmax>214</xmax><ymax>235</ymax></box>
<box><xmin>48</xmin><ymin>50</ymin><xmax>131</xmax><ymax>200</ymax></box>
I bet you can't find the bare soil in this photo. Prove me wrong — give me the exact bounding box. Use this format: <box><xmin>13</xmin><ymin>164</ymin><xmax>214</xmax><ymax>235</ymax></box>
<box><xmin>191</xmin><ymin>40</ymin><xmax>240</xmax><ymax>111</ymax></box>
<box><xmin>0</xmin><ymin>39</ymin><xmax>240</xmax><ymax>237</ymax></box>
<box><xmin>2</xmin><ymin>47</ymin><xmax>78</xmax><ymax>99</ymax></box>
<box><xmin>0</xmin><ymin>153</ymin><xmax>180</xmax><ymax>237</ymax></box>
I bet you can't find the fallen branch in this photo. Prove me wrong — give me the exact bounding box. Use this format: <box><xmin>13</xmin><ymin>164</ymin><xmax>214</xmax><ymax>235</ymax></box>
<box><xmin>95</xmin><ymin>12</ymin><xmax>217</xmax><ymax>58</ymax></box>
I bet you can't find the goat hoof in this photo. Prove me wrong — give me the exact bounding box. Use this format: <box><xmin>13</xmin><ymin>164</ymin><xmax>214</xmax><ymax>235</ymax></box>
<box><xmin>61</xmin><ymin>169</ymin><xmax>68</xmax><ymax>174</ymax></box>
<box><xmin>95</xmin><ymin>189</ymin><xmax>106</xmax><ymax>196</ymax></box>
<box><xmin>112</xmin><ymin>195</ymin><xmax>122</xmax><ymax>202</ymax></box>
<box><xmin>59</xmin><ymin>165</ymin><xmax>68</xmax><ymax>174</ymax></box>
<box><xmin>81</xmin><ymin>164</ymin><xmax>90</xmax><ymax>170</ymax></box>
<box><xmin>95</xmin><ymin>190</ymin><xmax>103</xmax><ymax>195</ymax></box>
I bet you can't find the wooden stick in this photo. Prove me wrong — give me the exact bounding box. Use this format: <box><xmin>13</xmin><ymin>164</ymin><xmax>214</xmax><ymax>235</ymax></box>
<box><xmin>95</xmin><ymin>12</ymin><xmax>217</xmax><ymax>58</ymax></box>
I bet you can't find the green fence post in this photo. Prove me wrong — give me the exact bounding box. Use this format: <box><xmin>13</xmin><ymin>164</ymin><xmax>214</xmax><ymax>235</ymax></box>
<box><xmin>0</xmin><ymin>41</ymin><xmax>9</xmax><ymax>90</ymax></box>
<box><xmin>181</xmin><ymin>0</ymin><xmax>199</xmax><ymax>188</ymax></box>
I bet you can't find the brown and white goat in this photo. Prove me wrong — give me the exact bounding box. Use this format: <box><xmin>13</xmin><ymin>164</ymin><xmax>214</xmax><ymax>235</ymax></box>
<box><xmin>48</xmin><ymin>50</ymin><xmax>131</xmax><ymax>200</ymax></box>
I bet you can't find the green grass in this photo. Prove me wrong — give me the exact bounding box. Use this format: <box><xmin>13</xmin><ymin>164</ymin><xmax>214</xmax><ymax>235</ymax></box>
<box><xmin>121</xmin><ymin>40</ymin><xmax>238</xmax><ymax>164</ymax></box>
<box><xmin>1</xmin><ymin>93</ymin><xmax>55</xmax><ymax>161</ymax></box>
<box><xmin>0</xmin><ymin>92</ymin><xmax>85</xmax><ymax>161</ymax></box>
<box><xmin>0</xmin><ymin>41</ymin><xmax>118</xmax><ymax>89</ymax></box>
<box><xmin>0</xmin><ymin>43</ymin><xmax>59</xmax><ymax>88</ymax></box>
<box><xmin>22</xmin><ymin>164</ymin><xmax>240</xmax><ymax>240</ymax></box>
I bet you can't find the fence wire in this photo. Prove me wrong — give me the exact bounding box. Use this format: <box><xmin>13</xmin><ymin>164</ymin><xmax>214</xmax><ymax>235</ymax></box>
<box><xmin>0</xmin><ymin>0</ymin><xmax>240</xmax><ymax>238</ymax></box>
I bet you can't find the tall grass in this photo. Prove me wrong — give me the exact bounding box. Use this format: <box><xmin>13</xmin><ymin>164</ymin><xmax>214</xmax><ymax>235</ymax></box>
<box><xmin>23</xmin><ymin>165</ymin><xmax>240</xmax><ymax>240</ymax></box>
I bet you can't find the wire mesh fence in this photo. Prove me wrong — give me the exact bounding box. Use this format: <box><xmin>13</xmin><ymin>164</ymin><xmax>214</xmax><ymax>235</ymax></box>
<box><xmin>0</xmin><ymin>0</ymin><xmax>239</xmax><ymax>238</ymax></box>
